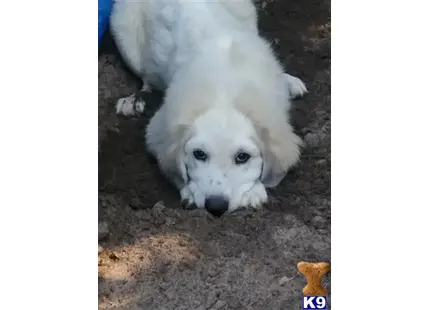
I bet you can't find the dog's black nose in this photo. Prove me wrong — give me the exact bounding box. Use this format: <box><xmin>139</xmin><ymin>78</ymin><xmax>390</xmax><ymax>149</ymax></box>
<box><xmin>205</xmin><ymin>196</ymin><xmax>229</xmax><ymax>217</ymax></box>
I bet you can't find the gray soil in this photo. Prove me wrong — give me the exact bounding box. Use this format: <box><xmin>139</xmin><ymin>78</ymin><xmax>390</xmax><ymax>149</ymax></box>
<box><xmin>98</xmin><ymin>0</ymin><xmax>331</xmax><ymax>309</ymax></box>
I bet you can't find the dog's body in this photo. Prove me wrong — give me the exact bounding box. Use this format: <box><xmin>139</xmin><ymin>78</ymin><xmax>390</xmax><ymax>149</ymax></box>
<box><xmin>110</xmin><ymin>0</ymin><xmax>307</xmax><ymax>216</ymax></box>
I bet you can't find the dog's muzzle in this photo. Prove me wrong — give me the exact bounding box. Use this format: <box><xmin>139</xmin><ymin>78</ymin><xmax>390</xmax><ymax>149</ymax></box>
<box><xmin>205</xmin><ymin>196</ymin><xmax>229</xmax><ymax>217</ymax></box>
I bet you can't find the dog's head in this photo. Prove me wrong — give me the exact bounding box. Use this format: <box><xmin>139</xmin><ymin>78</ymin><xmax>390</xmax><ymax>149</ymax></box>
<box><xmin>146</xmin><ymin>99</ymin><xmax>301</xmax><ymax>216</ymax></box>
<box><xmin>181</xmin><ymin>107</ymin><xmax>265</xmax><ymax>212</ymax></box>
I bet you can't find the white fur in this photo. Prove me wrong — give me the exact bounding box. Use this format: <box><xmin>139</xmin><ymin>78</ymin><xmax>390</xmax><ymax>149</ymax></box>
<box><xmin>110</xmin><ymin>0</ymin><xmax>306</xmax><ymax>213</ymax></box>
<box><xmin>116</xmin><ymin>94</ymin><xmax>145</xmax><ymax>116</ymax></box>
<box><xmin>115</xmin><ymin>82</ymin><xmax>150</xmax><ymax>116</ymax></box>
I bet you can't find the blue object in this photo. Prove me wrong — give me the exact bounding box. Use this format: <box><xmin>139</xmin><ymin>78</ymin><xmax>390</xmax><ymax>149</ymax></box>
<box><xmin>98</xmin><ymin>0</ymin><xmax>113</xmax><ymax>45</ymax></box>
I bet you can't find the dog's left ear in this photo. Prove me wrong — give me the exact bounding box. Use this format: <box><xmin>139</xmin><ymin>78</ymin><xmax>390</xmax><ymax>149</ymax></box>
<box><xmin>258</xmin><ymin>124</ymin><xmax>302</xmax><ymax>188</ymax></box>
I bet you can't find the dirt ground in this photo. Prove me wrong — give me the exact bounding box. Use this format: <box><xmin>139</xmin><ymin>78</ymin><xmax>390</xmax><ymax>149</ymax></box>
<box><xmin>98</xmin><ymin>0</ymin><xmax>331</xmax><ymax>309</ymax></box>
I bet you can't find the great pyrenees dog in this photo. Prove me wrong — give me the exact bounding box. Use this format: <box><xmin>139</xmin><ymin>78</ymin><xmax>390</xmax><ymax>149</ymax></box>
<box><xmin>110</xmin><ymin>0</ymin><xmax>307</xmax><ymax>217</ymax></box>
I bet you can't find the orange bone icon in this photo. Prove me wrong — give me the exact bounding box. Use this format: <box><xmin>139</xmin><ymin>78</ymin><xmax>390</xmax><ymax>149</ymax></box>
<box><xmin>297</xmin><ymin>262</ymin><xmax>330</xmax><ymax>296</ymax></box>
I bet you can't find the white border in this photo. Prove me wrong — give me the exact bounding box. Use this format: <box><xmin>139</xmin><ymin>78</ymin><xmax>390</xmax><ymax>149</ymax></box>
<box><xmin>332</xmin><ymin>0</ymin><xmax>430</xmax><ymax>308</ymax></box>
<box><xmin>0</xmin><ymin>1</ymin><xmax>97</xmax><ymax>309</ymax></box>
<box><xmin>0</xmin><ymin>0</ymin><xmax>429</xmax><ymax>309</ymax></box>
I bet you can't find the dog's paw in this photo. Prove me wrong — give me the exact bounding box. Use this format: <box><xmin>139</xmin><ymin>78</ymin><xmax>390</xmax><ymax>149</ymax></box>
<box><xmin>115</xmin><ymin>93</ymin><xmax>145</xmax><ymax>116</ymax></box>
<box><xmin>180</xmin><ymin>183</ymin><xmax>206</xmax><ymax>210</ymax></box>
<box><xmin>180</xmin><ymin>186</ymin><xmax>196</xmax><ymax>209</ymax></box>
<box><xmin>239</xmin><ymin>182</ymin><xmax>268</xmax><ymax>209</ymax></box>
<box><xmin>284</xmin><ymin>73</ymin><xmax>308</xmax><ymax>99</ymax></box>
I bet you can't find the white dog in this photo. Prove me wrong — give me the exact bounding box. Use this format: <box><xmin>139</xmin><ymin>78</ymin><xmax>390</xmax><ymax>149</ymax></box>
<box><xmin>110</xmin><ymin>0</ymin><xmax>307</xmax><ymax>216</ymax></box>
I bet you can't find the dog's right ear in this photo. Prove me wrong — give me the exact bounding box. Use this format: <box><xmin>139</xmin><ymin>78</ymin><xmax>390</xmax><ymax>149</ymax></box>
<box><xmin>237</xmin><ymin>85</ymin><xmax>302</xmax><ymax>188</ymax></box>
<box><xmin>146</xmin><ymin>108</ymin><xmax>190</xmax><ymax>189</ymax></box>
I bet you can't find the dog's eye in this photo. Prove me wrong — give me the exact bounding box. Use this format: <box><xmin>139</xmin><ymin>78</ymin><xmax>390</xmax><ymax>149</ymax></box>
<box><xmin>235</xmin><ymin>152</ymin><xmax>251</xmax><ymax>164</ymax></box>
<box><xmin>193</xmin><ymin>149</ymin><xmax>207</xmax><ymax>161</ymax></box>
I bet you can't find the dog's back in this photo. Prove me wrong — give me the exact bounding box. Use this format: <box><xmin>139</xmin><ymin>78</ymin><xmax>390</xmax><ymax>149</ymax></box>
<box><xmin>110</xmin><ymin>0</ymin><xmax>151</xmax><ymax>77</ymax></box>
<box><xmin>110</xmin><ymin>0</ymin><xmax>259</xmax><ymax>87</ymax></box>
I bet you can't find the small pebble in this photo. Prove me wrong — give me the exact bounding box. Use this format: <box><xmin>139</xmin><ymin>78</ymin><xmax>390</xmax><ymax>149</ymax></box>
<box><xmin>164</xmin><ymin>208</ymin><xmax>181</xmax><ymax>218</ymax></box>
<box><xmin>211</xmin><ymin>300</ymin><xmax>226</xmax><ymax>310</ymax></box>
<box><xmin>188</xmin><ymin>209</ymin><xmax>207</xmax><ymax>217</ymax></box>
<box><xmin>311</xmin><ymin>215</ymin><xmax>326</xmax><ymax>229</ymax></box>
<box><xmin>316</xmin><ymin>159</ymin><xmax>327</xmax><ymax>165</ymax></box>
<box><xmin>98</xmin><ymin>222</ymin><xmax>109</xmax><ymax>240</ymax></box>
<box><xmin>129</xmin><ymin>197</ymin><xmax>142</xmax><ymax>209</ymax></box>
<box><xmin>140</xmin><ymin>221</ymin><xmax>153</xmax><ymax>230</ymax></box>
<box><xmin>165</xmin><ymin>218</ymin><xmax>176</xmax><ymax>226</ymax></box>
<box><xmin>109</xmin><ymin>252</ymin><xmax>120</xmax><ymax>261</ymax></box>
<box><xmin>165</xmin><ymin>289</ymin><xmax>175</xmax><ymax>299</ymax></box>
<box><xmin>153</xmin><ymin>201</ymin><xmax>166</xmax><ymax>216</ymax></box>
<box><xmin>135</xmin><ymin>210</ymin><xmax>152</xmax><ymax>220</ymax></box>
<box><xmin>153</xmin><ymin>217</ymin><xmax>166</xmax><ymax>226</ymax></box>
<box><xmin>304</xmin><ymin>133</ymin><xmax>320</xmax><ymax>148</ymax></box>
<box><xmin>205</xmin><ymin>291</ymin><xmax>217</xmax><ymax>308</ymax></box>
<box><xmin>278</xmin><ymin>276</ymin><xmax>293</xmax><ymax>286</ymax></box>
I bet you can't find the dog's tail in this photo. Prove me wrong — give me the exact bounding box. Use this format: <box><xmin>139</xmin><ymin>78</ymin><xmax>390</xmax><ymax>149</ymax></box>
<box><xmin>110</xmin><ymin>0</ymin><xmax>149</xmax><ymax>77</ymax></box>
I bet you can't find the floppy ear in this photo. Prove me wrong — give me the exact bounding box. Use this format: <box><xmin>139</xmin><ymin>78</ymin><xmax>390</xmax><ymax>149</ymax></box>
<box><xmin>235</xmin><ymin>81</ymin><xmax>303</xmax><ymax>188</ymax></box>
<box><xmin>157</xmin><ymin>125</ymin><xmax>190</xmax><ymax>189</ymax></box>
<box><xmin>259</xmin><ymin>124</ymin><xmax>302</xmax><ymax>188</ymax></box>
<box><xmin>146</xmin><ymin>68</ymin><xmax>216</xmax><ymax>190</ymax></box>
<box><xmin>145</xmin><ymin>107</ymin><xmax>191</xmax><ymax>189</ymax></box>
